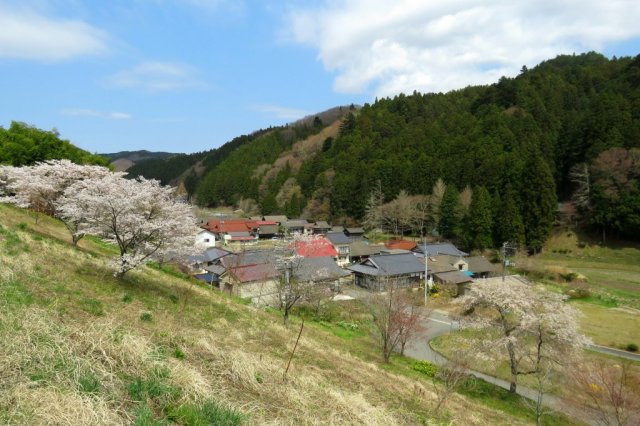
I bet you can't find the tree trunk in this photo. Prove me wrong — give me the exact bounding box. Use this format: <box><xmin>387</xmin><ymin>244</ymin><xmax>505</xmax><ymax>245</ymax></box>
<box><xmin>507</xmin><ymin>341</ymin><xmax>518</xmax><ymax>394</ymax></box>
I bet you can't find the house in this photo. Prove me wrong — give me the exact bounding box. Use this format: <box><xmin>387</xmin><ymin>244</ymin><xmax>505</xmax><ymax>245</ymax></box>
<box><xmin>195</xmin><ymin>229</ymin><xmax>217</xmax><ymax>248</ymax></box>
<box><xmin>312</xmin><ymin>221</ymin><xmax>332</xmax><ymax>235</ymax></box>
<box><xmin>466</xmin><ymin>256</ymin><xmax>494</xmax><ymax>278</ymax></box>
<box><xmin>256</xmin><ymin>221</ymin><xmax>279</xmax><ymax>239</ymax></box>
<box><xmin>349</xmin><ymin>241</ymin><xmax>383</xmax><ymax>263</ymax></box>
<box><xmin>348</xmin><ymin>252</ymin><xmax>425</xmax><ymax>291</ymax></box>
<box><xmin>284</xmin><ymin>219</ymin><xmax>314</xmax><ymax>235</ymax></box>
<box><xmin>331</xmin><ymin>225</ymin><xmax>345</xmax><ymax>233</ymax></box>
<box><xmin>187</xmin><ymin>247</ymin><xmax>232</xmax><ymax>272</ymax></box>
<box><xmin>203</xmin><ymin>219</ymin><xmax>258</xmax><ymax>242</ymax></box>
<box><xmin>432</xmin><ymin>270</ymin><xmax>473</xmax><ymax>296</ymax></box>
<box><xmin>220</xmin><ymin>262</ymin><xmax>281</xmax><ymax>306</ymax></box>
<box><xmin>413</xmin><ymin>242</ymin><xmax>468</xmax><ymax>257</ymax></box>
<box><xmin>325</xmin><ymin>231</ymin><xmax>352</xmax><ymax>266</ymax></box>
<box><xmin>345</xmin><ymin>227</ymin><xmax>365</xmax><ymax>241</ymax></box>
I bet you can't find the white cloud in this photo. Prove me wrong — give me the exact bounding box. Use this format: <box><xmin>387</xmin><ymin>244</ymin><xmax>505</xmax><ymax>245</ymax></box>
<box><xmin>105</xmin><ymin>61</ymin><xmax>208</xmax><ymax>92</ymax></box>
<box><xmin>0</xmin><ymin>5</ymin><xmax>108</xmax><ymax>61</ymax></box>
<box><xmin>61</xmin><ymin>108</ymin><xmax>132</xmax><ymax>120</ymax></box>
<box><xmin>251</xmin><ymin>104</ymin><xmax>310</xmax><ymax>120</ymax></box>
<box><xmin>286</xmin><ymin>0</ymin><xmax>640</xmax><ymax>97</ymax></box>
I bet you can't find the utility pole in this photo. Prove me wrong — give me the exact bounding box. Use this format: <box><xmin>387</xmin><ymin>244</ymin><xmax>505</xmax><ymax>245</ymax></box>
<box><xmin>423</xmin><ymin>237</ymin><xmax>429</xmax><ymax>306</ymax></box>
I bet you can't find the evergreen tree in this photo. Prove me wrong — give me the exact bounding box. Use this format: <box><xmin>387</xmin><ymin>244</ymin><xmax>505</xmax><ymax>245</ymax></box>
<box><xmin>438</xmin><ymin>184</ymin><xmax>462</xmax><ymax>239</ymax></box>
<box><xmin>521</xmin><ymin>151</ymin><xmax>557</xmax><ymax>253</ymax></box>
<box><xmin>495</xmin><ymin>185</ymin><xmax>525</xmax><ymax>246</ymax></box>
<box><xmin>467</xmin><ymin>186</ymin><xmax>493</xmax><ymax>250</ymax></box>
<box><xmin>260</xmin><ymin>193</ymin><xmax>278</xmax><ymax>215</ymax></box>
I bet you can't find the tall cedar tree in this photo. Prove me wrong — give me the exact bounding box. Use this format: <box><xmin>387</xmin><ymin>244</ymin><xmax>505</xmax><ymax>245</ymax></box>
<box><xmin>438</xmin><ymin>184</ymin><xmax>461</xmax><ymax>239</ymax></box>
<box><xmin>496</xmin><ymin>185</ymin><xmax>525</xmax><ymax>246</ymax></box>
<box><xmin>468</xmin><ymin>186</ymin><xmax>493</xmax><ymax>250</ymax></box>
<box><xmin>521</xmin><ymin>151</ymin><xmax>557</xmax><ymax>252</ymax></box>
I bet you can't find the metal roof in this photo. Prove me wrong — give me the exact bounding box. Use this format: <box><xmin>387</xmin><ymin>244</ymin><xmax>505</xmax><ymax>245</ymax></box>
<box><xmin>434</xmin><ymin>270</ymin><xmax>473</xmax><ymax>284</ymax></box>
<box><xmin>348</xmin><ymin>253</ymin><xmax>424</xmax><ymax>276</ymax></box>
<box><xmin>293</xmin><ymin>256</ymin><xmax>350</xmax><ymax>282</ymax></box>
<box><xmin>414</xmin><ymin>243</ymin><xmax>468</xmax><ymax>257</ymax></box>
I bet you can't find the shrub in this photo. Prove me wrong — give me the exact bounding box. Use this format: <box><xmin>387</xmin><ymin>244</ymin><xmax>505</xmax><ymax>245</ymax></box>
<box><xmin>140</xmin><ymin>312</ymin><xmax>153</xmax><ymax>322</ymax></box>
<box><xmin>122</xmin><ymin>293</ymin><xmax>133</xmax><ymax>303</ymax></box>
<box><xmin>564</xmin><ymin>281</ymin><xmax>591</xmax><ymax>299</ymax></box>
<box><xmin>174</xmin><ymin>348</ymin><xmax>185</xmax><ymax>359</ymax></box>
<box><xmin>626</xmin><ymin>343</ymin><xmax>638</xmax><ymax>352</ymax></box>
<box><xmin>412</xmin><ymin>360</ymin><xmax>438</xmax><ymax>377</ymax></box>
<box><xmin>17</xmin><ymin>222</ymin><xmax>28</xmax><ymax>231</ymax></box>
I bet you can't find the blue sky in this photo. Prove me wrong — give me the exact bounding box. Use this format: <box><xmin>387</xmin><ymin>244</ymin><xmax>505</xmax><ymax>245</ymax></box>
<box><xmin>1</xmin><ymin>1</ymin><xmax>639</xmax><ymax>154</ymax></box>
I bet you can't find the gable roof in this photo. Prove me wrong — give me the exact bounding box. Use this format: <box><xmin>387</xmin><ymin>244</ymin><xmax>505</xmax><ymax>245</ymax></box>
<box><xmin>227</xmin><ymin>263</ymin><xmax>280</xmax><ymax>283</ymax></box>
<box><xmin>414</xmin><ymin>243</ymin><xmax>468</xmax><ymax>257</ymax></box>
<box><xmin>257</xmin><ymin>224</ymin><xmax>279</xmax><ymax>235</ymax></box>
<box><xmin>204</xmin><ymin>219</ymin><xmax>257</xmax><ymax>234</ymax></box>
<box><xmin>313</xmin><ymin>221</ymin><xmax>331</xmax><ymax>229</ymax></box>
<box><xmin>466</xmin><ymin>256</ymin><xmax>494</xmax><ymax>274</ymax></box>
<box><xmin>348</xmin><ymin>253</ymin><xmax>424</xmax><ymax>277</ymax></box>
<box><xmin>221</xmin><ymin>250</ymin><xmax>277</xmax><ymax>268</ymax></box>
<box><xmin>284</xmin><ymin>219</ymin><xmax>313</xmax><ymax>229</ymax></box>
<box><xmin>325</xmin><ymin>231</ymin><xmax>351</xmax><ymax>245</ymax></box>
<box><xmin>263</xmin><ymin>215</ymin><xmax>288</xmax><ymax>223</ymax></box>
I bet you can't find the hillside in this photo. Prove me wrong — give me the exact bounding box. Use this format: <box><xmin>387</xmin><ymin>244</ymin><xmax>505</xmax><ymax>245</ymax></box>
<box><xmin>0</xmin><ymin>203</ymin><xmax>563</xmax><ymax>425</ymax></box>
<box><xmin>177</xmin><ymin>52</ymin><xmax>640</xmax><ymax>245</ymax></box>
<box><xmin>101</xmin><ymin>151</ymin><xmax>178</xmax><ymax>172</ymax></box>
<box><xmin>0</xmin><ymin>121</ymin><xmax>109</xmax><ymax>167</ymax></box>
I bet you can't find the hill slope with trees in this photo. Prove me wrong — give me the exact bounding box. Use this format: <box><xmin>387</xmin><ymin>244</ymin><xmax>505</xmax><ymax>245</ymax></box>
<box><xmin>0</xmin><ymin>121</ymin><xmax>110</xmax><ymax>167</ymax></box>
<box><xmin>188</xmin><ymin>52</ymin><xmax>639</xmax><ymax>249</ymax></box>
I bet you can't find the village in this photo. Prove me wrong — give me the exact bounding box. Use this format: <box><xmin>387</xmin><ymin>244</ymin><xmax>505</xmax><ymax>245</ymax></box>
<box><xmin>190</xmin><ymin>215</ymin><xmax>498</xmax><ymax>306</ymax></box>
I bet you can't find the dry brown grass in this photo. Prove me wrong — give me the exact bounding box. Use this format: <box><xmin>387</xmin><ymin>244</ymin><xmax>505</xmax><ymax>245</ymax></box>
<box><xmin>0</xmin><ymin>203</ymin><xmax>537</xmax><ymax>425</ymax></box>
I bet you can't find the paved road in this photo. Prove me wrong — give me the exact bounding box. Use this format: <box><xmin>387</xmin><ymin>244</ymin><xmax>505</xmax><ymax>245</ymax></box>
<box><xmin>404</xmin><ymin>308</ymin><xmax>594</xmax><ymax>425</ymax></box>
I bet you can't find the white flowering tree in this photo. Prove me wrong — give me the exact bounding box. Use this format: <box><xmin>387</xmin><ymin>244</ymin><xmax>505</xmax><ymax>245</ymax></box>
<box><xmin>457</xmin><ymin>280</ymin><xmax>590</xmax><ymax>397</ymax></box>
<box><xmin>0</xmin><ymin>160</ymin><xmax>112</xmax><ymax>244</ymax></box>
<box><xmin>57</xmin><ymin>174</ymin><xmax>198</xmax><ymax>278</ymax></box>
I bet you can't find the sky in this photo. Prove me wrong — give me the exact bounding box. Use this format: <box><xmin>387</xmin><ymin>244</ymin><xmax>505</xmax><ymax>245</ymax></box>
<box><xmin>1</xmin><ymin>0</ymin><xmax>639</xmax><ymax>154</ymax></box>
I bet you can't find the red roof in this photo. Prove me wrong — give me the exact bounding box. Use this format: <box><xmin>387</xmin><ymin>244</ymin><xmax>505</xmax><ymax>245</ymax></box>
<box><xmin>204</xmin><ymin>219</ymin><xmax>257</xmax><ymax>233</ymax></box>
<box><xmin>229</xmin><ymin>263</ymin><xmax>280</xmax><ymax>283</ymax></box>
<box><xmin>293</xmin><ymin>236</ymin><xmax>338</xmax><ymax>258</ymax></box>
<box><xmin>385</xmin><ymin>240</ymin><xmax>417</xmax><ymax>250</ymax></box>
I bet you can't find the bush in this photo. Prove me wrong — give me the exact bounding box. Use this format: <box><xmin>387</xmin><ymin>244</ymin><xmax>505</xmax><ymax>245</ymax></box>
<box><xmin>122</xmin><ymin>293</ymin><xmax>133</xmax><ymax>303</ymax></box>
<box><xmin>412</xmin><ymin>360</ymin><xmax>438</xmax><ymax>377</ymax></box>
<box><xmin>564</xmin><ymin>281</ymin><xmax>591</xmax><ymax>299</ymax></box>
<box><xmin>140</xmin><ymin>312</ymin><xmax>153</xmax><ymax>322</ymax></box>
<box><xmin>626</xmin><ymin>343</ymin><xmax>638</xmax><ymax>352</ymax></box>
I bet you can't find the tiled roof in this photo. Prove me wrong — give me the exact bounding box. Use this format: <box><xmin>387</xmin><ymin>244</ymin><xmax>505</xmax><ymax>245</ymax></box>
<box><xmin>350</xmin><ymin>241</ymin><xmax>383</xmax><ymax>257</ymax></box>
<box><xmin>325</xmin><ymin>231</ymin><xmax>351</xmax><ymax>245</ymax></box>
<box><xmin>348</xmin><ymin>253</ymin><xmax>424</xmax><ymax>276</ymax></box>
<box><xmin>293</xmin><ymin>256</ymin><xmax>350</xmax><ymax>282</ymax></box>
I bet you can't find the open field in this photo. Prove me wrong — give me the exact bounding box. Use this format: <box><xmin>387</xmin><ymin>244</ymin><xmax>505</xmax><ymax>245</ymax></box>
<box><xmin>0</xmin><ymin>203</ymin><xmax>572</xmax><ymax>425</ymax></box>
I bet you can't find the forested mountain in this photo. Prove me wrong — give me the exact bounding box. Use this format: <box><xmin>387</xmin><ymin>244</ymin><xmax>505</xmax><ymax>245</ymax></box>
<box><xmin>0</xmin><ymin>121</ymin><xmax>109</xmax><ymax>167</ymax></box>
<box><xmin>188</xmin><ymin>52</ymin><xmax>640</xmax><ymax>247</ymax></box>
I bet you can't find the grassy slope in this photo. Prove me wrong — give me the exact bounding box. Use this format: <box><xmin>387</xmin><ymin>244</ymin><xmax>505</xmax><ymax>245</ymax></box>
<box><xmin>0</xmin><ymin>204</ymin><xmax>534</xmax><ymax>425</ymax></box>
<box><xmin>514</xmin><ymin>229</ymin><xmax>640</xmax><ymax>348</ymax></box>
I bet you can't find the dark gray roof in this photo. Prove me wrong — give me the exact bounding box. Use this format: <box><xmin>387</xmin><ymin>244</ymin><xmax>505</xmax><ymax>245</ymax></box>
<box><xmin>414</xmin><ymin>243</ymin><xmax>468</xmax><ymax>257</ymax></box>
<box><xmin>293</xmin><ymin>256</ymin><xmax>350</xmax><ymax>282</ymax></box>
<box><xmin>466</xmin><ymin>256</ymin><xmax>494</xmax><ymax>274</ymax></box>
<box><xmin>203</xmin><ymin>247</ymin><xmax>232</xmax><ymax>262</ymax></box>
<box><xmin>348</xmin><ymin>253</ymin><xmax>424</xmax><ymax>276</ymax></box>
<box><xmin>331</xmin><ymin>226</ymin><xmax>344</xmax><ymax>232</ymax></box>
<box><xmin>193</xmin><ymin>273</ymin><xmax>218</xmax><ymax>283</ymax></box>
<box><xmin>204</xmin><ymin>264</ymin><xmax>226</xmax><ymax>275</ymax></box>
<box><xmin>325</xmin><ymin>231</ymin><xmax>351</xmax><ymax>245</ymax></box>
<box><xmin>284</xmin><ymin>219</ymin><xmax>311</xmax><ymax>228</ymax></box>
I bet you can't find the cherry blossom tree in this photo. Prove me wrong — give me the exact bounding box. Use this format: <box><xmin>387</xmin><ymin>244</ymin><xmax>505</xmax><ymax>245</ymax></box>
<box><xmin>0</xmin><ymin>160</ymin><xmax>112</xmax><ymax>243</ymax></box>
<box><xmin>57</xmin><ymin>174</ymin><xmax>198</xmax><ymax>278</ymax></box>
<box><xmin>457</xmin><ymin>280</ymin><xmax>590</xmax><ymax>395</ymax></box>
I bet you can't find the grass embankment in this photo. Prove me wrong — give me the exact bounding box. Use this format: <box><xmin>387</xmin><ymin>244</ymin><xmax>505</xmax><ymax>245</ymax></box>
<box><xmin>513</xmin><ymin>229</ymin><xmax>640</xmax><ymax>349</ymax></box>
<box><xmin>1</xmin><ymin>203</ymin><xmax>539</xmax><ymax>425</ymax></box>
